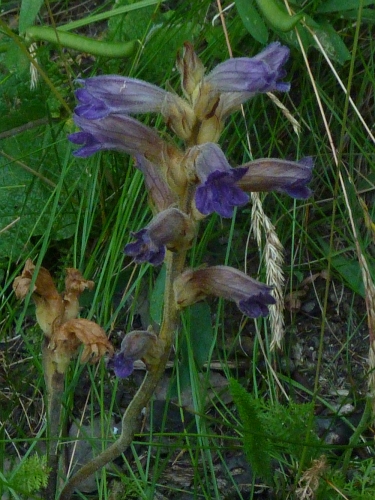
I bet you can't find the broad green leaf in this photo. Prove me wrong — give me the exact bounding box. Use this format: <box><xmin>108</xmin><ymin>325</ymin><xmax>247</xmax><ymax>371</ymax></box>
<box><xmin>235</xmin><ymin>0</ymin><xmax>268</xmax><ymax>44</ymax></box>
<box><xmin>255</xmin><ymin>0</ymin><xmax>303</xmax><ymax>32</ymax></box>
<box><xmin>317</xmin><ymin>0</ymin><xmax>374</xmax><ymax>13</ymax></box>
<box><xmin>314</xmin><ymin>21</ymin><xmax>351</xmax><ymax>64</ymax></box>
<box><xmin>188</xmin><ymin>302</ymin><xmax>214</xmax><ymax>368</ymax></box>
<box><xmin>0</xmin><ymin>127</ymin><xmax>81</xmax><ymax>261</ymax></box>
<box><xmin>318</xmin><ymin>239</ymin><xmax>364</xmax><ymax>297</ymax></box>
<box><xmin>19</xmin><ymin>0</ymin><xmax>44</xmax><ymax>34</ymax></box>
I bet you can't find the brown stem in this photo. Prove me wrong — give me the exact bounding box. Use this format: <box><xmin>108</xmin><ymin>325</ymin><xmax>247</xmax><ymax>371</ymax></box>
<box><xmin>58</xmin><ymin>249</ymin><xmax>186</xmax><ymax>500</ymax></box>
<box><xmin>42</xmin><ymin>339</ymin><xmax>66</xmax><ymax>500</ymax></box>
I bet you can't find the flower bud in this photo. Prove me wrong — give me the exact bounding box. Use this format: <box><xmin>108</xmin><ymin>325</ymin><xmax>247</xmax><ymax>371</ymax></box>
<box><xmin>176</xmin><ymin>42</ymin><xmax>206</xmax><ymax>99</ymax></box>
<box><xmin>107</xmin><ymin>330</ymin><xmax>164</xmax><ymax>378</ymax></box>
<box><xmin>124</xmin><ymin>208</ymin><xmax>196</xmax><ymax>265</ymax></box>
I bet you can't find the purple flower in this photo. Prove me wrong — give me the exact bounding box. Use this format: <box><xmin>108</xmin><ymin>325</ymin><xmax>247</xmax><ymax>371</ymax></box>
<box><xmin>188</xmin><ymin>143</ymin><xmax>249</xmax><ymax>217</ymax></box>
<box><xmin>201</xmin><ymin>42</ymin><xmax>290</xmax><ymax>119</ymax></box>
<box><xmin>69</xmin><ymin>113</ymin><xmax>172</xmax><ymax>162</ymax></box>
<box><xmin>206</xmin><ymin>42</ymin><xmax>290</xmax><ymax>94</ymax></box>
<box><xmin>107</xmin><ymin>330</ymin><xmax>164</xmax><ymax>378</ymax></box>
<box><xmin>73</xmin><ymin>76</ymin><xmax>196</xmax><ymax>140</ymax></box>
<box><xmin>237</xmin><ymin>157</ymin><xmax>314</xmax><ymax>199</ymax></box>
<box><xmin>125</xmin><ymin>228</ymin><xmax>166</xmax><ymax>266</ymax></box>
<box><xmin>238</xmin><ymin>293</ymin><xmax>276</xmax><ymax>318</ymax></box>
<box><xmin>74</xmin><ymin>76</ymin><xmax>169</xmax><ymax>119</ymax></box>
<box><xmin>174</xmin><ymin>266</ymin><xmax>276</xmax><ymax>319</ymax></box>
<box><xmin>124</xmin><ymin>208</ymin><xmax>195</xmax><ymax>265</ymax></box>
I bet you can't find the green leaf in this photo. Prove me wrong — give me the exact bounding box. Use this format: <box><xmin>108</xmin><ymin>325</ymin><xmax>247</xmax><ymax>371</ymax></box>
<box><xmin>0</xmin><ymin>127</ymin><xmax>81</xmax><ymax>261</ymax></box>
<box><xmin>314</xmin><ymin>21</ymin><xmax>351</xmax><ymax>64</ymax></box>
<box><xmin>317</xmin><ymin>239</ymin><xmax>364</xmax><ymax>297</ymax></box>
<box><xmin>316</xmin><ymin>0</ymin><xmax>374</xmax><ymax>14</ymax></box>
<box><xmin>235</xmin><ymin>0</ymin><xmax>268</xmax><ymax>44</ymax></box>
<box><xmin>340</xmin><ymin>8</ymin><xmax>375</xmax><ymax>23</ymax></box>
<box><xmin>150</xmin><ymin>265</ymin><xmax>166</xmax><ymax>325</ymax></box>
<box><xmin>187</xmin><ymin>302</ymin><xmax>214</xmax><ymax>368</ymax></box>
<box><xmin>19</xmin><ymin>0</ymin><xmax>44</xmax><ymax>34</ymax></box>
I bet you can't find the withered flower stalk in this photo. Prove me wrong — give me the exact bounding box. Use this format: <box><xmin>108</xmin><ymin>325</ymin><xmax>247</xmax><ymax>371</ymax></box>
<box><xmin>13</xmin><ymin>260</ymin><xmax>113</xmax><ymax>498</ymax></box>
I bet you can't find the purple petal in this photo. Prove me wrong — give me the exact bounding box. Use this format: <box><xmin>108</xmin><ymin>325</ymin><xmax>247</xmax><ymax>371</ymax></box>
<box><xmin>195</xmin><ymin>168</ymin><xmax>249</xmax><ymax>218</ymax></box>
<box><xmin>68</xmin><ymin>132</ymin><xmax>102</xmax><ymax>157</ymax></box>
<box><xmin>107</xmin><ymin>353</ymin><xmax>135</xmax><ymax>378</ymax></box>
<box><xmin>238</xmin><ymin>292</ymin><xmax>276</xmax><ymax>318</ymax></box>
<box><xmin>75</xmin><ymin>89</ymin><xmax>109</xmax><ymax>119</ymax></box>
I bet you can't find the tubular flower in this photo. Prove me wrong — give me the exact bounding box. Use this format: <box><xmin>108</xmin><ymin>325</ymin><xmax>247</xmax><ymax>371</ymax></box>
<box><xmin>70</xmin><ymin>113</ymin><xmax>169</xmax><ymax>160</ymax></box>
<box><xmin>69</xmin><ymin>114</ymin><xmax>187</xmax><ymax>193</ymax></box>
<box><xmin>174</xmin><ymin>265</ymin><xmax>276</xmax><ymax>318</ymax></box>
<box><xmin>237</xmin><ymin>157</ymin><xmax>314</xmax><ymax>199</ymax></box>
<box><xmin>74</xmin><ymin>76</ymin><xmax>196</xmax><ymax>140</ymax></box>
<box><xmin>186</xmin><ymin>143</ymin><xmax>249</xmax><ymax>218</ymax></box>
<box><xmin>107</xmin><ymin>330</ymin><xmax>164</xmax><ymax>378</ymax></box>
<box><xmin>205</xmin><ymin>42</ymin><xmax>290</xmax><ymax>93</ymax></box>
<box><xmin>192</xmin><ymin>42</ymin><xmax>290</xmax><ymax>123</ymax></box>
<box><xmin>124</xmin><ymin>208</ymin><xmax>196</xmax><ymax>265</ymax></box>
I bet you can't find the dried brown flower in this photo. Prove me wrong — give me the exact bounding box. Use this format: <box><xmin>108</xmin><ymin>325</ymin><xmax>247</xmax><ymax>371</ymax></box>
<box><xmin>50</xmin><ymin>318</ymin><xmax>114</xmax><ymax>364</ymax></box>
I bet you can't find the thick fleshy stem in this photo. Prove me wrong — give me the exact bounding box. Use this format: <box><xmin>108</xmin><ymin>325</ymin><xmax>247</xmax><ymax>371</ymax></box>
<box><xmin>59</xmin><ymin>248</ymin><xmax>186</xmax><ymax>500</ymax></box>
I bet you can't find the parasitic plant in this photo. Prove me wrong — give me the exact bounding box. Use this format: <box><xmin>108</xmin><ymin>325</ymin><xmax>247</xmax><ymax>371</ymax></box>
<box><xmin>14</xmin><ymin>42</ymin><xmax>314</xmax><ymax>499</ymax></box>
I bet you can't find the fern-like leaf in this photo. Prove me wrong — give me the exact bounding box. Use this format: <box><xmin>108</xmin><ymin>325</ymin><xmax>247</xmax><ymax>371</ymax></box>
<box><xmin>7</xmin><ymin>454</ymin><xmax>50</xmax><ymax>495</ymax></box>
<box><xmin>229</xmin><ymin>378</ymin><xmax>273</xmax><ymax>483</ymax></box>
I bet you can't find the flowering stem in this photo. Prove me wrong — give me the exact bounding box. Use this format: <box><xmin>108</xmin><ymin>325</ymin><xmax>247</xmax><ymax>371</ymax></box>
<box><xmin>58</xmin><ymin>249</ymin><xmax>186</xmax><ymax>500</ymax></box>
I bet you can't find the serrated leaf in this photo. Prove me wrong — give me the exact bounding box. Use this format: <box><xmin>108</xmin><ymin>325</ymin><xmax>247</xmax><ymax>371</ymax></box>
<box><xmin>235</xmin><ymin>0</ymin><xmax>268</xmax><ymax>44</ymax></box>
<box><xmin>19</xmin><ymin>0</ymin><xmax>44</xmax><ymax>34</ymax></box>
<box><xmin>316</xmin><ymin>0</ymin><xmax>374</xmax><ymax>14</ymax></box>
